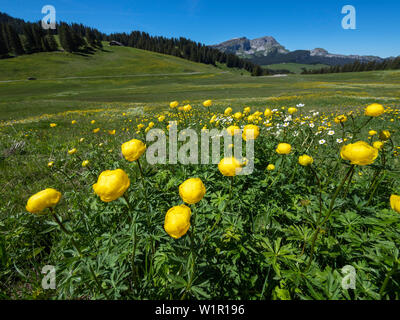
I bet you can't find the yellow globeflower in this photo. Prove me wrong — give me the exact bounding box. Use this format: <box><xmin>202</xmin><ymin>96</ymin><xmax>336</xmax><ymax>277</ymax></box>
<box><xmin>203</xmin><ymin>100</ymin><xmax>212</xmax><ymax>107</ymax></box>
<box><xmin>369</xmin><ymin>130</ymin><xmax>377</xmax><ymax>136</ymax></box>
<box><xmin>108</xmin><ymin>129</ymin><xmax>116</xmax><ymax>135</ymax></box>
<box><xmin>334</xmin><ymin>115</ymin><xmax>347</xmax><ymax>124</ymax></box>
<box><xmin>242</xmin><ymin>124</ymin><xmax>260</xmax><ymax>141</ymax></box>
<box><xmin>288</xmin><ymin>107</ymin><xmax>298</xmax><ymax>115</ymax></box>
<box><xmin>276</xmin><ymin>143</ymin><xmax>292</xmax><ymax>155</ymax></box>
<box><xmin>390</xmin><ymin>195</ymin><xmax>400</xmax><ymax>213</ymax></box>
<box><xmin>26</xmin><ymin>188</ymin><xmax>61</xmax><ymax>214</ymax></box>
<box><xmin>82</xmin><ymin>160</ymin><xmax>90</xmax><ymax>167</ymax></box>
<box><xmin>243</xmin><ymin>107</ymin><xmax>251</xmax><ymax>114</ymax></box>
<box><xmin>50</xmin><ymin>123</ymin><xmax>57</xmax><ymax>128</ymax></box>
<box><xmin>148</xmin><ymin>122</ymin><xmax>155</xmax><ymax>128</ymax></box>
<box><xmin>93</xmin><ymin>169</ymin><xmax>130</xmax><ymax>202</ymax></box>
<box><xmin>164</xmin><ymin>205</ymin><xmax>191</xmax><ymax>239</ymax></box>
<box><xmin>218</xmin><ymin>157</ymin><xmax>242</xmax><ymax>176</ymax></box>
<box><xmin>373</xmin><ymin>141</ymin><xmax>384</xmax><ymax>150</ymax></box>
<box><xmin>47</xmin><ymin>161</ymin><xmax>54</xmax><ymax>167</ymax></box>
<box><xmin>91</xmin><ymin>120</ymin><xmax>96</xmax><ymax>124</ymax></box>
<box><xmin>224</xmin><ymin>107</ymin><xmax>233</xmax><ymax>116</ymax></box>
<box><xmin>158</xmin><ymin>115</ymin><xmax>165</xmax><ymax>122</ymax></box>
<box><xmin>264</xmin><ymin>108</ymin><xmax>272</xmax><ymax>117</ymax></box>
<box><xmin>365</xmin><ymin>103</ymin><xmax>384</xmax><ymax>117</ymax></box>
<box><xmin>179</xmin><ymin>178</ymin><xmax>206</xmax><ymax>204</ymax></box>
<box><xmin>226</xmin><ymin>125</ymin><xmax>240</xmax><ymax>136</ymax></box>
<box><xmin>267</xmin><ymin>164</ymin><xmax>275</xmax><ymax>171</ymax></box>
<box><xmin>183</xmin><ymin>104</ymin><xmax>192</xmax><ymax>112</ymax></box>
<box><xmin>170</xmin><ymin>101</ymin><xmax>179</xmax><ymax>108</ymax></box>
<box><xmin>298</xmin><ymin>154</ymin><xmax>314</xmax><ymax>166</ymax></box>
<box><xmin>340</xmin><ymin>141</ymin><xmax>378</xmax><ymax>165</ymax></box>
<box><xmin>121</xmin><ymin>139</ymin><xmax>146</xmax><ymax>162</ymax></box>
<box><xmin>93</xmin><ymin>128</ymin><xmax>100</xmax><ymax>133</ymax></box>
<box><xmin>71</xmin><ymin>120</ymin><xmax>77</xmax><ymax>124</ymax></box>
<box><xmin>379</xmin><ymin>130</ymin><xmax>391</xmax><ymax>141</ymax></box>
<box><xmin>68</xmin><ymin>148</ymin><xmax>77</xmax><ymax>155</ymax></box>
<box><xmin>234</xmin><ymin>112</ymin><xmax>243</xmax><ymax>120</ymax></box>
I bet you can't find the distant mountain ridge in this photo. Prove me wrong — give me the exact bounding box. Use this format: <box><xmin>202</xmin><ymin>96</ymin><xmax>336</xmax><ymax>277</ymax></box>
<box><xmin>211</xmin><ymin>36</ymin><xmax>385</xmax><ymax>66</ymax></box>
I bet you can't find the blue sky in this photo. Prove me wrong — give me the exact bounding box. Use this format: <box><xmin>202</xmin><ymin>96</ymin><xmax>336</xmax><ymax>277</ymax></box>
<box><xmin>2</xmin><ymin>0</ymin><xmax>399</xmax><ymax>57</ymax></box>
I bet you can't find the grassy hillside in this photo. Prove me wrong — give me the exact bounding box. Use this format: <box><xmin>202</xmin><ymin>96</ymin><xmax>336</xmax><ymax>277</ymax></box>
<box><xmin>0</xmin><ymin>45</ymin><xmax>221</xmax><ymax>81</ymax></box>
<box><xmin>0</xmin><ymin>46</ymin><xmax>400</xmax><ymax>121</ymax></box>
<box><xmin>264</xmin><ymin>63</ymin><xmax>329</xmax><ymax>74</ymax></box>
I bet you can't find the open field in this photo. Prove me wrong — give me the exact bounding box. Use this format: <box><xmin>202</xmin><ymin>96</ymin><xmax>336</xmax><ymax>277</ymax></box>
<box><xmin>263</xmin><ymin>63</ymin><xmax>330</xmax><ymax>74</ymax></box>
<box><xmin>0</xmin><ymin>47</ymin><xmax>400</xmax><ymax>300</ymax></box>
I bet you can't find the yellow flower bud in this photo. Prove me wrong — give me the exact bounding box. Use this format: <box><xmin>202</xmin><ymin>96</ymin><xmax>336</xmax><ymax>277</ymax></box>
<box><xmin>226</xmin><ymin>125</ymin><xmax>240</xmax><ymax>136</ymax></box>
<box><xmin>82</xmin><ymin>160</ymin><xmax>90</xmax><ymax>167</ymax></box>
<box><xmin>368</xmin><ymin>130</ymin><xmax>377</xmax><ymax>136</ymax></box>
<box><xmin>242</xmin><ymin>124</ymin><xmax>260</xmax><ymax>141</ymax></box>
<box><xmin>203</xmin><ymin>100</ymin><xmax>212</xmax><ymax>107</ymax></box>
<box><xmin>218</xmin><ymin>157</ymin><xmax>242</xmax><ymax>176</ymax></box>
<box><xmin>170</xmin><ymin>101</ymin><xmax>179</xmax><ymax>108</ymax></box>
<box><xmin>334</xmin><ymin>115</ymin><xmax>347</xmax><ymax>124</ymax></box>
<box><xmin>264</xmin><ymin>108</ymin><xmax>272</xmax><ymax>117</ymax></box>
<box><xmin>365</xmin><ymin>103</ymin><xmax>384</xmax><ymax>117</ymax></box>
<box><xmin>71</xmin><ymin>120</ymin><xmax>77</xmax><ymax>124</ymax></box>
<box><xmin>93</xmin><ymin>169</ymin><xmax>130</xmax><ymax>202</ymax></box>
<box><xmin>390</xmin><ymin>195</ymin><xmax>400</xmax><ymax>213</ymax></box>
<box><xmin>179</xmin><ymin>178</ymin><xmax>206</xmax><ymax>204</ymax></box>
<box><xmin>276</xmin><ymin>143</ymin><xmax>292</xmax><ymax>155</ymax></box>
<box><xmin>234</xmin><ymin>112</ymin><xmax>243</xmax><ymax>120</ymax></box>
<box><xmin>68</xmin><ymin>148</ymin><xmax>77</xmax><ymax>155</ymax></box>
<box><xmin>224</xmin><ymin>107</ymin><xmax>233</xmax><ymax>116</ymax></box>
<box><xmin>164</xmin><ymin>205</ymin><xmax>191</xmax><ymax>239</ymax></box>
<box><xmin>379</xmin><ymin>130</ymin><xmax>391</xmax><ymax>141</ymax></box>
<box><xmin>340</xmin><ymin>141</ymin><xmax>378</xmax><ymax>165</ymax></box>
<box><xmin>373</xmin><ymin>141</ymin><xmax>384</xmax><ymax>150</ymax></box>
<box><xmin>121</xmin><ymin>139</ymin><xmax>146</xmax><ymax>162</ymax></box>
<box><xmin>288</xmin><ymin>107</ymin><xmax>297</xmax><ymax>114</ymax></box>
<box><xmin>298</xmin><ymin>155</ymin><xmax>314</xmax><ymax>166</ymax></box>
<box><xmin>93</xmin><ymin>128</ymin><xmax>100</xmax><ymax>133</ymax></box>
<box><xmin>267</xmin><ymin>164</ymin><xmax>275</xmax><ymax>171</ymax></box>
<box><xmin>26</xmin><ymin>188</ymin><xmax>61</xmax><ymax>214</ymax></box>
<box><xmin>50</xmin><ymin>123</ymin><xmax>57</xmax><ymax>128</ymax></box>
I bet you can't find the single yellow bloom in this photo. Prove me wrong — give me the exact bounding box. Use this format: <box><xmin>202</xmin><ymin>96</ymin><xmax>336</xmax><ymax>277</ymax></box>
<box><xmin>91</xmin><ymin>120</ymin><xmax>96</xmax><ymax>124</ymax></box>
<box><xmin>288</xmin><ymin>107</ymin><xmax>298</xmax><ymax>115</ymax></box>
<box><xmin>93</xmin><ymin>169</ymin><xmax>130</xmax><ymax>202</ymax></box>
<box><xmin>242</xmin><ymin>124</ymin><xmax>260</xmax><ymax>141</ymax></box>
<box><xmin>390</xmin><ymin>195</ymin><xmax>400</xmax><ymax>213</ymax></box>
<box><xmin>340</xmin><ymin>141</ymin><xmax>378</xmax><ymax>165</ymax></box>
<box><xmin>79</xmin><ymin>138</ymin><xmax>85</xmax><ymax>142</ymax></box>
<box><xmin>26</xmin><ymin>188</ymin><xmax>61</xmax><ymax>214</ymax></box>
<box><xmin>183</xmin><ymin>104</ymin><xmax>192</xmax><ymax>112</ymax></box>
<box><xmin>218</xmin><ymin>157</ymin><xmax>242</xmax><ymax>176</ymax></box>
<box><xmin>224</xmin><ymin>107</ymin><xmax>233</xmax><ymax>116</ymax></box>
<box><xmin>93</xmin><ymin>128</ymin><xmax>100</xmax><ymax>133</ymax></box>
<box><xmin>121</xmin><ymin>139</ymin><xmax>146</xmax><ymax>162</ymax></box>
<box><xmin>148</xmin><ymin>122</ymin><xmax>155</xmax><ymax>128</ymax></box>
<box><xmin>108</xmin><ymin>129</ymin><xmax>116</xmax><ymax>135</ymax></box>
<box><xmin>164</xmin><ymin>204</ymin><xmax>191</xmax><ymax>239</ymax></box>
<box><xmin>264</xmin><ymin>108</ymin><xmax>272</xmax><ymax>117</ymax></box>
<box><xmin>368</xmin><ymin>130</ymin><xmax>377</xmax><ymax>136</ymax></box>
<box><xmin>226</xmin><ymin>125</ymin><xmax>240</xmax><ymax>136</ymax></box>
<box><xmin>82</xmin><ymin>160</ymin><xmax>90</xmax><ymax>167</ymax></box>
<box><xmin>267</xmin><ymin>164</ymin><xmax>275</xmax><ymax>171</ymax></box>
<box><xmin>68</xmin><ymin>148</ymin><xmax>77</xmax><ymax>155</ymax></box>
<box><xmin>365</xmin><ymin>103</ymin><xmax>384</xmax><ymax>117</ymax></box>
<box><xmin>276</xmin><ymin>143</ymin><xmax>292</xmax><ymax>155</ymax></box>
<box><xmin>334</xmin><ymin>115</ymin><xmax>347</xmax><ymax>124</ymax></box>
<box><xmin>47</xmin><ymin>161</ymin><xmax>54</xmax><ymax>167</ymax></box>
<box><xmin>179</xmin><ymin>178</ymin><xmax>206</xmax><ymax>204</ymax></box>
<box><xmin>373</xmin><ymin>141</ymin><xmax>384</xmax><ymax>150</ymax></box>
<box><xmin>243</xmin><ymin>107</ymin><xmax>251</xmax><ymax>114</ymax></box>
<box><xmin>50</xmin><ymin>123</ymin><xmax>57</xmax><ymax>128</ymax></box>
<box><xmin>170</xmin><ymin>101</ymin><xmax>179</xmax><ymax>108</ymax></box>
<box><xmin>158</xmin><ymin>115</ymin><xmax>165</xmax><ymax>122</ymax></box>
<box><xmin>71</xmin><ymin>120</ymin><xmax>77</xmax><ymax>124</ymax></box>
<box><xmin>203</xmin><ymin>100</ymin><xmax>212</xmax><ymax>107</ymax></box>
<box><xmin>234</xmin><ymin>112</ymin><xmax>243</xmax><ymax>120</ymax></box>
<box><xmin>298</xmin><ymin>154</ymin><xmax>314</xmax><ymax>166</ymax></box>
<box><xmin>379</xmin><ymin>130</ymin><xmax>391</xmax><ymax>141</ymax></box>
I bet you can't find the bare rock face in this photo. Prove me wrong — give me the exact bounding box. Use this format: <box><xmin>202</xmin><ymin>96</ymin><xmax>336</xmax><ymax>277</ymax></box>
<box><xmin>212</xmin><ymin>36</ymin><xmax>384</xmax><ymax>66</ymax></box>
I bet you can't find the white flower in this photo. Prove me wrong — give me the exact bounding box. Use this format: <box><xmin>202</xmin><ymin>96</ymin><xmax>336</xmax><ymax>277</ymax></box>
<box><xmin>296</xmin><ymin>103</ymin><xmax>305</xmax><ymax>108</ymax></box>
<box><xmin>336</xmin><ymin>138</ymin><xmax>343</xmax><ymax>144</ymax></box>
<box><xmin>283</xmin><ymin>122</ymin><xmax>289</xmax><ymax>127</ymax></box>
<box><xmin>309</xmin><ymin>123</ymin><xmax>315</xmax><ymax>128</ymax></box>
<box><xmin>319</xmin><ymin>139</ymin><xmax>326</xmax><ymax>145</ymax></box>
<box><xmin>328</xmin><ymin>130</ymin><xmax>335</xmax><ymax>136</ymax></box>
<box><xmin>293</xmin><ymin>131</ymin><xmax>299</xmax><ymax>137</ymax></box>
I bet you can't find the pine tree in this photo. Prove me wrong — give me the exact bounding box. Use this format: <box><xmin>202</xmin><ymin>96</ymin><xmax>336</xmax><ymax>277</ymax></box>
<box><xmin>59</xmin><ymin>24</ymin><xmax>76</xmax><ymax>52</ymax></box>
<box><xmin>6</xmin><ymin>24</ymin><xmax>24</xmax><ymax>55</ymax></box>
<box><xmin>46</xmin><ymin>31</ymin><xmax>58</xmax><ymax>51</ymax></box>
<box><xmin>0</xmin><ymin>25</ymin><xmax>8</xmax><ymax>56</ymax></box>
<box><xmin>22</xmin><ymin>25</ymin><xmax>36</xmax><ymax>53</ymax></box>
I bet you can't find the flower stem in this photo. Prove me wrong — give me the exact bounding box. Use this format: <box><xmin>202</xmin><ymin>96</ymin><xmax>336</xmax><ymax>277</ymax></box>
<box><xmin>379</xmin><ymin>259</ymin><xmax>399</xmax><ymax>297</ymax></box>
